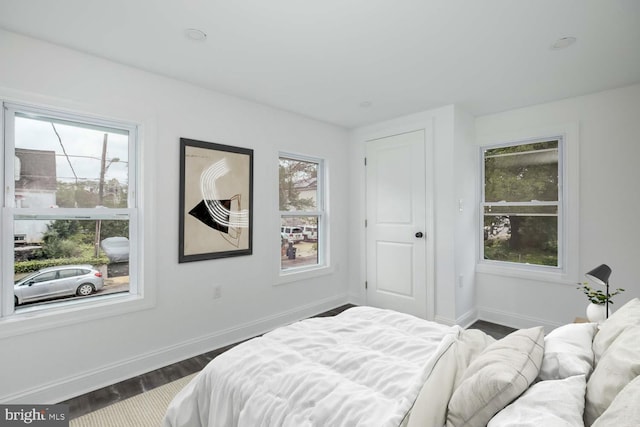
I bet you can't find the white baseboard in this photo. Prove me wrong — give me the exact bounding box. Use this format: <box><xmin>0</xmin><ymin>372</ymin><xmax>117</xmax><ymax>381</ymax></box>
<box><xmin>456</xmin><ymin>308</ymin><xmax>478</xmax><ymax>329</ymax></box>
<box><xmin>4</xmin><ymin>293</ymin><xmax>349</xmax><ymax>404</ymax></box>
<box><xmin>434</xmin><ymin>315</ymin><xmax>456</xmax><ymax>326</ymax></box>
<box><xmin>477</xmin><ymin>306</ymin><xmax>562</xmax><ymax>332</ymax></box>
<box><xmin>347</xmin><ymin>292</ymin><xmax>365</xmax><ymax>306</ymax></box>
<box><xmin>434</xmin><ymin>308</ymin><xmax>478</xmax><ymax>328</ymax></box>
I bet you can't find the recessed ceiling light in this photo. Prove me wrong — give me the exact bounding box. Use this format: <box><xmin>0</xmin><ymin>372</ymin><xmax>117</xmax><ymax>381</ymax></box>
<box><xmin>184</xmin><ymin>28</ymin><xmax>207</xmax><ymax>42</ymax></box>
<box><xmin>551</xmin><ymin>36</ymin><xmax>576</xmax><ymax>50</ymax></box>
<box><xmin>359</xmin><ymin>101</ymin><xmax>373</xmax><ymax>108</ymax></box>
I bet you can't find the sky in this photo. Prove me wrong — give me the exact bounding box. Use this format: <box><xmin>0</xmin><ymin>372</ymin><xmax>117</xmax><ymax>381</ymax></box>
<box><xmin>14</xmin><ymin>115</ymin><xmax>129</xmax><ymax>185</ymax></box>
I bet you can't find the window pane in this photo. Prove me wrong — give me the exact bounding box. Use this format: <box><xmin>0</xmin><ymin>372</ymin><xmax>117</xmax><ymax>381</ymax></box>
<box><xmin>483</xmin><ymin>204</ymin><xmax>558</xmax><ymax>216</ymax></box>
<box><xmin>281</xmin><ymin>216</ymin><xmax>319</xmax><ymax>270</ymax></box>
<box><xmin>14</xmin><ymin>114</ymin><xmax>129</xmax><ymax>209</ymax></box>
<box><xmin>58</xmin><ymin>269</ymin><xmax>79</xmax><ymax>279</ymax></box>
<box><xmin>279</xmin><ymin>158</ymin><xmax>318</xmax><ymax>211</ymax></box>
<box><xmin>484</xmin><ymin>140</ymin><xmax>558</xmax><ymax>203</ymax></box>
<box><xmin>34</xmin><ymin>271</ymin><xmax>58</xmax><ymax>282</ymax></box>
<box><xmin>483</xmin><ymin>214</ymin><xmax>558</xmax><ymax>267</ymax></box>
<box><xmin>13</xmin><ymin>218</ymin><xmax>129</xmax><ymax>308</ymax></box>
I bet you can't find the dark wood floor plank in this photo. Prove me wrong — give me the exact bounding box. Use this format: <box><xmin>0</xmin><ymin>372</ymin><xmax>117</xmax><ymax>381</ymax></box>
<box><xmin>468</xmin><ymin>320</ymin><xmax>516</xmax><ymax>339</ymax></box>
<box><xmin>138</xmin><ymin>369</ymin><xmax>170</xmax><ymax>391</ymax></box>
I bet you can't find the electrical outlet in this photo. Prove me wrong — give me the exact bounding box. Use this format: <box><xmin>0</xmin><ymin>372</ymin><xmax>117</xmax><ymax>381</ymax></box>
<box><xmin>213</xmin><ymin>286</ymin><xmax>222</xmax><ymax>299</ymax></box>
<box><xmin>458</xmin><ymin>275</ymin><xmax>464</xmax><ymax>288</ymax></box>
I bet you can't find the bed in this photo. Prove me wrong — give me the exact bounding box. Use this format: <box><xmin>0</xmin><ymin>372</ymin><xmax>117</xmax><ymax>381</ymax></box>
<box><xmin>162</xmin><ymin>299</ymin><xmax>640</xmax><ymax>427</ymax></box>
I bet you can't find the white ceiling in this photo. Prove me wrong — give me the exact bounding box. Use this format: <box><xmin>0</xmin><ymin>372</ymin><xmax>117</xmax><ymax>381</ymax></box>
<box><xmin>1</xmin><ymin>0</ymin><xmax>639</xmax><ymax>128</ymax></box>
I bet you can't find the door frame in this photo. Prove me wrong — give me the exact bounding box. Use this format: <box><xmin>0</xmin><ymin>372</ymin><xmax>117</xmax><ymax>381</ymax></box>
<box><xmin>358</xmin><ymin>119</ymin><xmax>436</xmax><ymax>320</ymax></box>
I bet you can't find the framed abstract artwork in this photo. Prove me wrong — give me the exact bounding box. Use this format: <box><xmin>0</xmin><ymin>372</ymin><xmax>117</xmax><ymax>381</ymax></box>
<box><xmin>179</xmin><ymin>138</ymin><xmax>253</xmax><ymax>262</ymax></box>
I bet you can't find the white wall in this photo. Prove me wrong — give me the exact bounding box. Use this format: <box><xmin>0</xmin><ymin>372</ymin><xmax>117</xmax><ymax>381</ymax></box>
<box><xmin>3</xmin><ymin>27</ymin><xmax>637</xmax><ymax>405</ymax></box>
<box><xmin>453</xmin><ymin>107</ymin><xmax>477</xmax><ymax>326</ymax></box>
<box><xmin>0</xmin><ymin>30</ymin><xmax>350</xmax><ymax>403</ymax></box>
<box><xmin>431</xmin><ymin>106</ymin><xmax>478</xmax><ymax>326</ymax></box>
<box><xmin>475</xmin><ymin>83</ymin><xmax>640</xmax><ymax>329</ymax></box>
<box><xmin>349</xmin><ymin>84</ymin><xmax>640</xmax><ymax>330</ymax></box>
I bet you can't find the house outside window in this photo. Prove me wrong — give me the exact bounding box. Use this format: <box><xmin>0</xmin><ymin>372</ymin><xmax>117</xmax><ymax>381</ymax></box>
<box><xmin>481</xmin><ymin>137</ymin><xmax>563</xmax><ymax>269</ymax></box>
<box><xmin>279</xmin><ymin>154</ymin><xmax>326</xmax><ymax>273</ymax></box>
<box><xmin>2</xmin><ymin>102</ymin><xmax>137</xmax><ymax>317</ymax></box>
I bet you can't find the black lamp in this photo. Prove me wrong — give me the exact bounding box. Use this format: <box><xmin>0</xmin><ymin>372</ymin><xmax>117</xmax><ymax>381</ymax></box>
<box><xmin>585</xmin><ymin>264</ymin><xmax>612</xmax><ymax>318</ymax></box>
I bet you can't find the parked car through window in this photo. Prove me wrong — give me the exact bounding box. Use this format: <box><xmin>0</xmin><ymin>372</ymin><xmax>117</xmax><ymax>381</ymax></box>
<box><xmin>14</xmin><ymin>265</ymin><xmax>104</xmax><ymax>306</ymax></box>
<box><xmin>280</xmin><ymin>226</ymin><xmax>305</xmax><ymax>243</ymax></box>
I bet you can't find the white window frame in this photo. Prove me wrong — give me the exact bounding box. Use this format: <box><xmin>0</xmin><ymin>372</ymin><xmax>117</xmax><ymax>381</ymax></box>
<box><xmin>0</xmin><ymin>101</ymin><xmax>148</xmax><ymax>338</ymax></box>
<box><xmin>278</xmin><ymin>152</ymin><xmax>329</xmax><ymax>281</ymax></box>
<box><xmin>477</xmin><ymin>123</ymin><xmax>579</xmax><ymax>284</ymax></box>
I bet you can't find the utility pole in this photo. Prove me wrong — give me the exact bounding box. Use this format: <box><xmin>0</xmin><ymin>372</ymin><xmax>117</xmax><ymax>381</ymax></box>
<box><xmin>95</xmin><ymin>134</ymin><xmax>108</xmax><ymax>257</ymax></box>
<box><xmin>98</xmin><ymin>134</ymin><xmax>108</xmax><ymax>206</ymax></box>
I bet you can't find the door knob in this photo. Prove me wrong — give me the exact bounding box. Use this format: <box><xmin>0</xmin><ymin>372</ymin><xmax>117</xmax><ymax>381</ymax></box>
<box><xmin>415</xmin><ymin>232</ymin><xmax>424</xmax><ymax>238</ymax></box>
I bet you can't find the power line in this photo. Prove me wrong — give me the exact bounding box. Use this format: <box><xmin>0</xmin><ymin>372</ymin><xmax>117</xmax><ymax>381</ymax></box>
<box><xmin>54</xmin><ymin>153</ymin><xmax>128</xmax><ymax>164</ymax></box>
<box><xmin>51</xmin><ymin>123</ymin><xmax>79</xmax><ymax>185</ymax></box>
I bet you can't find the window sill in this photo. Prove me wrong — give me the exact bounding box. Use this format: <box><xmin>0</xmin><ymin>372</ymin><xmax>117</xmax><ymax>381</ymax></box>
<box><xmin>276</xmin><ymin>265</ymin><xmax>334</xmax><ymax>286</ymax></box>
<box><xmin>476</xmin><ymin>261</ymin><xmax>576</xmax><ymax>285</ymax></box>
<box><xmin>0</xmin><ymin>292</ymin><xmax>154</xmax><ymax>339</ymax></box>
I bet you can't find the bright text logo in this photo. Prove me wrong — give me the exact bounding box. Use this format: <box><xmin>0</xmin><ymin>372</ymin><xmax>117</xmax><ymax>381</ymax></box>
<box><xmin>1</xmin><ymin>405</ymin><xmax>68</xmax><ymax>426</ymax></box>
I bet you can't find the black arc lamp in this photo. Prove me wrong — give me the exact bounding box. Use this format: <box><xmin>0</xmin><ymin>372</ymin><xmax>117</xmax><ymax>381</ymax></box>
<box><xmin>585</xmin><ymin>264</ymin><xmax>612</xmax><ymax>318</ymax></box>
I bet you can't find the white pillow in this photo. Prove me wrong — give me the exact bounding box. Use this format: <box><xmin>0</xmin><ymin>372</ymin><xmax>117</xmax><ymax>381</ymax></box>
<box><xmin>488</xmin><ymin>375</ymin><xmax>586</xmax><ymax>427</ymax></box>
<box><xmin>538</xmin><ymin>322</ymin><xmax>598</xmax><ymax>381</ymax></box>
<box><xmin>584</xmin><ymin>326</ymin><xmax>640</xmax><ymax>426</ymax></box>
<box><xmin>446</xmin><ymin>327</ymin><xmax>544</xmax><ymax>427</ymax></box>
<box><xmin>592</xmin><ymin>298</ymin><xmax>640</xmax><ymax>363</ymax></box>
<box><xmin>407</xmin><ymin>336</ymin><xmax>459</xmax><ymax>427</ymax></box>
<box><xmin>408</xmin><ymin>328</ymin><xmax>495</xmax><ymax>427</ymax></box>
<box><xmin>592</xmin><ymin>374</ymin><xmax>640</xmax><ymax>427</ymax></box>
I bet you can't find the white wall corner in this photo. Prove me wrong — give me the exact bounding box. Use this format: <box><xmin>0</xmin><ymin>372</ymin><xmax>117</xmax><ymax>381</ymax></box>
<box><xmin>456</xmin><ymin>307</ymin><xmax>478</xmax><ymax>329</ymax></box>
<box><xmin>347</xmin><ymin>291</ymin><xmax>366</xmax><ymax>306</ymax></box>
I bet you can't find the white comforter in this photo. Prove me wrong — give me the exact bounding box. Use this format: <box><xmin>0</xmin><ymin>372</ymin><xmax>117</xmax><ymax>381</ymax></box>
<box><xmin>163</xmin><ymin>306</ymin><xmax>460</xmax><ymax>427</ymax></box>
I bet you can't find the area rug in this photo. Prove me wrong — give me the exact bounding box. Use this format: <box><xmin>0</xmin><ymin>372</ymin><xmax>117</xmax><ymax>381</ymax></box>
<box><xmin>70</xmin><ymin>373</ymin><xmax>197</xmax><ymax>427</ymax></box>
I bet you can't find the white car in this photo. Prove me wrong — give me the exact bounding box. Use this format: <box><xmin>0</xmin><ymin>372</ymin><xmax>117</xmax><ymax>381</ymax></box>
<box><xmin>302</xmin><ymin>225</ymin><xmax>318</xmax><ymax>241</ymax></box>
<box><xmin>14</xmin><ymin>265</ymin><xmax>104</xmax><ymax>305</ymax></box>
<box><xmin>281</xmin><ymin>226</ymin><xmax>304</xmax><ymax>243</ymax></box>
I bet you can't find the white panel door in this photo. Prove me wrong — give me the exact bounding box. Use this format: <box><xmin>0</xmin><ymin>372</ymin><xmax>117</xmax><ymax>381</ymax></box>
<box><xmin>366</xmin><ymin>130</ymin><xmax>427</xmax><ymax>318</ymax></box>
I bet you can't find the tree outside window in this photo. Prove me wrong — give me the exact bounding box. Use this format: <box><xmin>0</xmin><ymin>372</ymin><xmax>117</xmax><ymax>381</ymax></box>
<box><xmin>279</xmin><ymin>155</ymin><xmax>325</xmax><ymax>272</ymax></box>
<box><xmin>482</xmin><ymin>139</ymin><xmax>561</xmax><ymax>267</ymax></box>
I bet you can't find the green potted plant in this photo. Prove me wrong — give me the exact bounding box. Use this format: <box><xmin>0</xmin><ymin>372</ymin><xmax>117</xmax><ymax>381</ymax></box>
<box><xmin>577</xmin><ymin>282</ymin><xmax>625</xmax><ymax>323</ymax></box>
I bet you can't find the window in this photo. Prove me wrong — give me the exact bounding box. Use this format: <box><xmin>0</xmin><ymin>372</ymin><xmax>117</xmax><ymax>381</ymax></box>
<box><xmin>279</xmin><ymin>154</ymin><xmax>325</xmax><ymax>273</ymax></box>
<box><xmin>481</xmin><ymin>137</ymin><xmax>562</xmax><ymax>269</ymax></box>
<box><xmin>2</xmin><ymin>102</ymin><xmax>137</xmax><ymax>317</ymax></box>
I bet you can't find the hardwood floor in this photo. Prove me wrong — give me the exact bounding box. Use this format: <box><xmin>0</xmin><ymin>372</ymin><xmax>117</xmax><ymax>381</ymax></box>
<box><xmin>467</xmin><ymin>319</ymin><xmax>517</xmax><ymax>340</ymax></box>
<box><xmin>62</xmin><ymin>304</ymin><xmax>514</xmax><ymax>419</ymax></box>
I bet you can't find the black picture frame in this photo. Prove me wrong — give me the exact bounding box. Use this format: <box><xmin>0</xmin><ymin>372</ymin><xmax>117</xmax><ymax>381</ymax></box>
<box><xmin>179</xmin><ymin>138</ymin><xmax>253</xmax><ymax>262</ymax></box>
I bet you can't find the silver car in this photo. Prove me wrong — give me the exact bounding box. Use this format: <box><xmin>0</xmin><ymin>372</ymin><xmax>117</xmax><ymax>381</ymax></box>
<box><xmin>14</xmin><ymin>265</ymin><xmax>104</xmax><ymax>306</ymax></box>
